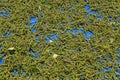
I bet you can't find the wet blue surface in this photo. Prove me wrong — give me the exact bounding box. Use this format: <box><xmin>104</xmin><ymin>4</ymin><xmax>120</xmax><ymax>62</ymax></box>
<box><xmin>89</xmin><ymin>10</ymin><xmax>98</xmax><ymax>14</ymax></box>
<box><xmin>79</xmin><ymin>27</ymin><xmax>84</xmax><ymax>33</ymax></box>
<box><xmin>45</xmin><ymin>37</ymin><xmax>50</xmax><ymax>43</ymax></box>
<box><xmin>30</xmin><ymin>17</ymin><xmax>37</xmax><ymax>24</ymax></box>
<box><xmin>72</xmin><ymin>28</ymin><xmax>81</xmax><ymax>34</ymax></box>
<box><xmin>66</xmin><ymin>30</ymin><xmax>72</xmax><ymax>33</ymax></box>
<box><xmin>107</xmin><ymin>16</ymin><xmax>113</xmax><ymax>21</ymax></box>
<box><xmin>86</xmin><ymin>10</ymin><xmax>99</xmax><ymax>16</ymax></box>
<box><xmin>2</xmin><ymin>32</ymin><xmax>8</xmax><ymax>37</ymax></box>
<box><xmin>112</xmin><ymin>24</ymin><xmax>115</xmax><ymax>29</ymax></box>
<box><xmin>21</xmin><ymin>70</ymin><xmax>26</xmax><ymax>76</ymax></box>
<box><xmin>30</xmin><ymin>26</ymin><xmax>37</xmax><ymax>32</ymax></box>
<box><xmin>28</xmin><ymin>49</ymin><xmax>37</xmax><ymax>58</ymax></box>
<box><xmin>103</xmin><ymin>66</ymin><xmax>112</xmax><ymax>72</ymax></box>
<box><xmin>4</xmin><ymin>10</ymin><xmax>9</xmax><ymax>16</ymax></box>
<box><xmin>116</xmin><ymin>56</ymin><xmax>120</xmax><ymax>63</ymax></box>
<box><xmin>0</xmin><ymin>9</ymin><xmax>9</xmax><ymax>17</ymax></box>
<box><xmin>0</xmin><ymin>55</ymin><xmax>6</xmax><ymax>64</ymax></box>
<box><xmin>11</xmin><ymin>69</ymin><xmax>26</xmax><ymax>76</ymax></box>
<box><xmin>45</xmin><ymin>33</ymin><xmax>58</xmax><ymax>43</ymax></box>
<box><xmin>116</xmin><ymin>46</ymin><xmax>120</xmax><ymax>54</ymax></box>
<box><xmin>84</xmin><ymin>4</ymin><xmax>101</xmax><ymax>21</ymax></box>
<box><xmin>50</xmin><ymin>34</ymin><xmax>58</xmax><ymax>41</ymax></box>
<box><xmin>25</xmin><ymin>23</ymin><xmax>34</xmax><ymax>27</ymax></box>
<box><xmin>115</xmin><ymin>69</ymin><xmax>120</xmax><ymax>75</ymax></box>
<box><xmin>60</xmin><ymin>9</ymin><xmax>65</xmax><ymax>13</ymax></box>
<box><xmin>84</xmin><ymin>4</ymin><xmax>90</xmax><ymax>12</ymax></box>
<box><xmin>98</xmin><ymin>69</ymin><xmax>101</xmax><ymax>72</ymax></box>
<box><xmin>83</xmin><ymin>30</ymin><xmax>93</xmax><ymax>39</ymax></box>
<box><xmin>2</xmin><ymin>31</ymin><xmax>12</xmax><ymax>37</ymax></box>
<box><xmin>97</xmin><ymin>15</ymin><xmax>103</xmax><ymax>21</ymax></box>
<box><xmin>11</xmin><ymin>69</ymin><xmax>18</xmax><ymax>75</ymax></box>
<box><xmin>118</xmin><ymin>19</ymin><xmax>120</xmax><ymax>23</ymax></box>
<box><xmin>0</xmin><ymin>11</ymin><xmax>3</xmax><ymax>16</ymax></box>
<box><xmin>26</xmin><ymin>16</ymin><xmax>37</xmax><ymax>27</ymax></box>
<box><xmin>35</xmin><ymin>34</ymin><xmax>39</xmax><ymax>41</ymax></box>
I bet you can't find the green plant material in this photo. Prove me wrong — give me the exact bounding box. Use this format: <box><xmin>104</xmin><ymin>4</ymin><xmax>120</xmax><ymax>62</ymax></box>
<box><xmin>0</xmin><ymin>0</ymin><xmax>120</xmax><ymax>80</ymax></box>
